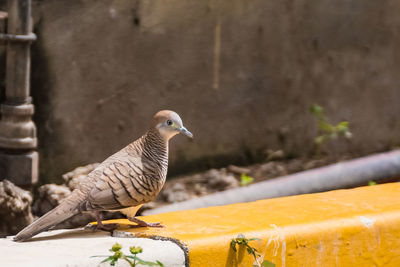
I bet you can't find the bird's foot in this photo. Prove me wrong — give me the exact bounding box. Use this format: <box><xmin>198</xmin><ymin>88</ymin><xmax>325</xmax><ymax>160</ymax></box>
<box><xmin>85</xmin><ymin>222</ymin><xmax>119</xmax><ymax>232</ymax></box>
<box><xmin>128</xmin><ymin>217</ymin><xmax>164</xmax><ymax>228</ymax></box>
<box><xmin>96</xmin><ymin>223</ymin><xmax>120</xmax><ymax>232</ymax></box>
<box><xmin>144</xmin><ymin>222</ymin><xmax>164</xmax><ymax>228</ymax></box>
<box><xmin>90</xmin><ymin>210</ymin><xmax>119</xmax><ymax>232</ymax></box>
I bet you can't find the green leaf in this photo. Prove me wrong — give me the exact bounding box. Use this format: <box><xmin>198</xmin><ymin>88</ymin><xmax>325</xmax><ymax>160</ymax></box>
<box><xmin>240</xmin><ymin>174</ymin><xmax>254</xmax><ymax>186</ymax></box>
<box><xmin>368</xmin><ymin>181</ymin><xmax>377</xmax><ymax>186</ymax></box>
<box><xmin>310</xmin><ymin>104</ymin><xmax>323</xmax><ymax>116</ymax></box>
<box><xmin>318</xmin><ymin>122</ymin><xmax>335</xmax><ymax>133</ymax></box>
<box><xmin>336</xmin><ymin>121</ymin><xmax>349</xmax><ymax>134</ymax></box>
<box><xmin>246</xmin><ymin>247</ymin><xmax>253</xmax><ymax>255</ymax></box>
<box><xmin>100</xmin><ymin>256</ymin><xmax>114</xmax><ymax>263</ymax></box>
<box><xmin>337</xmin><ymin>121</ymin><xmax>349</xmax><ymax>127</ymax></box>
<box><xmin>93</xmin><ymin>242</ymin><xmax>164</xmax><ymax>267</ymax></box>
<box><xmin>126</xmin><ymin>255</ymin><xmax>137</xmax><ymax>260</ymax></box>
<box><xmin>261</xmin><ymin>260</ymin><xmax>276</xmax><ymax>267</ymax></box>
<box><xmin>126</xmin><ymin>255</ymin><xmax>163</xmax><ymax>266</ymax></box>
<box><xmin>230</xmin><ymin>240</ymin><xmax>237</xmax><ymax>252</ymax></box>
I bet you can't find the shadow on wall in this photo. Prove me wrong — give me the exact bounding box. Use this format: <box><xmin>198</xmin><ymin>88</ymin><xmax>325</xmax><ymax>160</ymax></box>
<box><xmin>31</xmin><ymin>18</ymin><xmax>66</xmax><ymax>185</ymax></box>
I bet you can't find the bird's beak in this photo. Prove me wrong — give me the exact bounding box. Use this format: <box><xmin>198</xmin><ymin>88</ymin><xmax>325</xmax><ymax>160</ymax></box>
<box><xmin>179</xmin><ymin>126</ymin><xmax>193</xmax><ymax>138</ymax></box>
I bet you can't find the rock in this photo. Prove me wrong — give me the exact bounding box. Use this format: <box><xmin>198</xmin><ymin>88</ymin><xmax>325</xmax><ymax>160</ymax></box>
<box><xmin>206</xmin><ymin>169</ymin><xmax>239</xmax><ymax>191</ymax></box>
<box><xmin>304</xmin><ymin>159</ymin><xmax>327</xmax><ymax>170</ymax></box>
<box><xmin>33</xmin><ymin>184</ymin><xmax>72</xmax><ymax>215</ymax></box>
<box><xmin>227</xmin><ymin>165</ymin><xmax>251</xmax><ymax>175</ymax></box>
<box><xmin>253</xmin><ymin>162</ymin><xmax>288</xmax><ymax>178</ymax></box>
<box><xmin>266</xmin><ymin>149</ymin><xmax>285</xmax><ymax>161</ymax></box>
<box><xmin>141</xmin><ymin>201</ymin><xmax>157</xmax><ymax>211</ymax></box>
<box><xmin>286</xmin><ymin>159</ymin><xmax>305</xmax><ymax>173</ymax></box>
<box><xmin>191</xmin><ymin>174</ymin><xmax>207</xmax><ymax>184</ymax></box>
<box><xmin>193</xmin><ymin>183</ymin><xmax>208</xmax><ymax>196</ymax></box>
<box><xmin>62</xmin><ymin>163</ymin><xmax>99</xmax><ymax>191</ymax></box>
<box><xmin>161</xmin><ymin>183</ymin><xmax>190</xmax><ymax>203</ymax></box>
<box><xmin>0</xmin><ymin>180</ymin><xmax>34</xmax><ymax>237</ymax></box>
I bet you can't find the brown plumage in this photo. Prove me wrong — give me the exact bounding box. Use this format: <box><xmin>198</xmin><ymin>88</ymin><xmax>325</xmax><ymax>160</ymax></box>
<box><xmin>14</xmin><ymin>110</ymin><xmax>193</xmax><ymax>242</ymax></box>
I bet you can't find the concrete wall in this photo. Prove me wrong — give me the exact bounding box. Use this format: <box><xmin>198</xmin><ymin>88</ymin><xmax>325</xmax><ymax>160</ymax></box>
<box><xmin>2</xmin><ymin>0</ymin><xmax>400</xmax><ymax>183</ymax></box>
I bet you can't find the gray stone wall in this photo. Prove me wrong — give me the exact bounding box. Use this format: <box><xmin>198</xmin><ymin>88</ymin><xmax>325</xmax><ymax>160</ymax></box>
<box><xmin>2</xmin><ymin>0</ymin><xmax>400</xmax><ymax>183</ymax></box>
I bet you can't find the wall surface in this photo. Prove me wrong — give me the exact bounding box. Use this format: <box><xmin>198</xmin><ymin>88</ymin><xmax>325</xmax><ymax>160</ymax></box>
<box><xmin>1</xmin><ymin>0</ymin><xmax>400</xmax><ymax>183</ymax></box>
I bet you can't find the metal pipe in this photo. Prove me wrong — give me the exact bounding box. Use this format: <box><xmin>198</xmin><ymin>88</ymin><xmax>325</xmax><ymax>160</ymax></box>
<box><xmin>0</xmin><ymin>0</ymin><xmax>38</xmax><ymax>187</ymax></box>
<box><xmin>144</xmin><ymin>150</ymin><xmax>400</xmax><ymax>215</ymax></box>
<box><xmin>0</xmin><ymin>32</ymin><xmax>36</xmax><ymax>42</ymax></box>
<box><xmin>5</xmin><ymin>0</ymin><xmax>32</xmax><ymax>103</ymax></box>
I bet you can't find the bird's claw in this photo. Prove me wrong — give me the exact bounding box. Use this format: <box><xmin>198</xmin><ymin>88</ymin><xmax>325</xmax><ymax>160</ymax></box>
<box><xmin>129</xmin><ymin>222</ymin><xmax>164</xmax><ymax>228</ymax></box>
<box><xmin>145</xmin><ymin>222</ymin><xmax>164</xmax><ymax>228</ymax></box>
<box><xmin>128</xmin><ymin>217</ymin><xmax>164</xmax><ymax>228</ymax></box>
<box><xmin>86</xmin><ymin>223</ymin><xmax>119</xmax><ymax>232</ymax></box>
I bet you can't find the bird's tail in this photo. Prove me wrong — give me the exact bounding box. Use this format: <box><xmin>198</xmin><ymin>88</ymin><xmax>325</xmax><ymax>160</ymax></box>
<box><xmin>13</xmin><ymin>200</ymin><xmax>80</xmax><ymax>242</ymax></box>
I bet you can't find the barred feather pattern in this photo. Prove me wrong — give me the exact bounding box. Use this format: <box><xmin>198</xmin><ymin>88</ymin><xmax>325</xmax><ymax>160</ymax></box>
<box><xmin>14</xmin><ymin>128</ymin><xmax>169</xmax><ymax>242</ymax></box>
<box><xmin>14</xmin><ymin>110</ymin><xmax>190</xmax><ymax>242</ymax></box>
<box><xmin>78</xmin><ymin>128</ymin><xmax>169</xmax><ymax>212</ymax></box>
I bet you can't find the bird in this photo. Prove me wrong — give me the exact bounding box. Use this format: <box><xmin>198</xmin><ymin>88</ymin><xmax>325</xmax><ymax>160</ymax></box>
<box><xmin>14</xmin><ymin>110</ymin><xmax>193</xmax><ymax>242</ymax></box>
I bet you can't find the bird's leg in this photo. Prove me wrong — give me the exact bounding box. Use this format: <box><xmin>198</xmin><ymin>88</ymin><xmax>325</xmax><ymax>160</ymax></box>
<box><xmin>94</xmin><ymin>211</ymin><xmax>119</xmax><ymax>232</ymax></box>
<box><xmin>128</xmin><ymin>217</ymin><xmax>164</xmax><ymax>228</ymax></box>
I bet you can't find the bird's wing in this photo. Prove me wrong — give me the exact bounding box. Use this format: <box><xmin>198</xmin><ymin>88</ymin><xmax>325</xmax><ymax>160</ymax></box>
<box><xmin>81</xmin><ymin>158</ymin><xmax>156</xmax><ymax>211</ymax></box>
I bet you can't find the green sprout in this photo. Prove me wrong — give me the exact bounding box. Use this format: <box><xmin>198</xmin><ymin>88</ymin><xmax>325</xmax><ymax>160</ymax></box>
<box><xmin>230</xmin><ymin>234</ymin><xmax>275</xmax><ymax>267</ymax></box>
<box><xmin>92</xmin><ymin>242</ymin><xmax>164</xmax><ymax>267</ymax></box>
<box><xmin>310</xmin><ymin>104</ymin><xmax>352</xmax><ymax>155</ymax></box>
<box><xmin>240</xmin><ymin>173</ymin><xmax>254</xmax><ymax>186</ymax></box>
<box><xmin>368</xmin><ymin>181</ymin><xmax>377</xmax><ymax>186</ymax></box>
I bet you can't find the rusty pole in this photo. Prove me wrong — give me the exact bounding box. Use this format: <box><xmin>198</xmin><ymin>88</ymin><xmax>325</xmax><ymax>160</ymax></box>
<box><xmin>0</xmin><ymin>0</ymin><xmax>38</xmax><ymax>187</ymax></box>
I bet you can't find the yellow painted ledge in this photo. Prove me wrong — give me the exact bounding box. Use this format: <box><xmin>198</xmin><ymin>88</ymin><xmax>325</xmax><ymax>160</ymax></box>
<box><xmin>106</xmin><ymin>183</ymin><xmax>400</xmax><ymax>267</ymax></box>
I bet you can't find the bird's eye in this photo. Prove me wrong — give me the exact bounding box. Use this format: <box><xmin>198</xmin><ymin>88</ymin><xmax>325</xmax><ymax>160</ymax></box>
<box><xmin>167</xmin><ymin>120</ymin><xmax>173</xmax><ymax>126</ymax></box>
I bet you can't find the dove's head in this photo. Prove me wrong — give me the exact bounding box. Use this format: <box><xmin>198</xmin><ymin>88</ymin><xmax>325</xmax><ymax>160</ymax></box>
<box><xmin>152</xmin><ymin>110</ymin><xmax>193</xmax><ymax>141</ymax></box>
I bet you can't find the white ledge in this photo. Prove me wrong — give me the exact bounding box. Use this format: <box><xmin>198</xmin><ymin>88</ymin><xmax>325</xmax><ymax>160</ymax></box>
<box><xmin>1</xmin><ymin>228</ymin><xmax>186</xmax><ymax>267</ymax></box>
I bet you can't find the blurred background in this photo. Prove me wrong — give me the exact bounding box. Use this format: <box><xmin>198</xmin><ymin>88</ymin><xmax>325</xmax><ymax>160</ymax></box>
<box><xmin>1</xmin><ymin>0</ymin><xmax>400</xmax><ymax>236</ymax></box>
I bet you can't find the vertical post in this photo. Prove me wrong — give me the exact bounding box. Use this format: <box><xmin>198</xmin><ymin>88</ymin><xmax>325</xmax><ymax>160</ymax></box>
<box><xmin>5</xmin><ymin>0</ymin><xmax>32</xmax><ymax>103</ymax></box>
<box><xmin>0</xmin><ymin>0</ymin><xmax>38</xmax><ymax>188</ymax></box>
<box><xmin>0</xmin><ymin>11</ymin><xmax>6</xmax><ymax>48</ymax></box>
<box><xmin>0</xmin><ymin>11</ymin><xmax>7</xmax><ymax>100</ymax></box>
<box><xmin>0</xmin><ymin>10</ymin><xmax>8</xmax><ymax>90</ymax></box>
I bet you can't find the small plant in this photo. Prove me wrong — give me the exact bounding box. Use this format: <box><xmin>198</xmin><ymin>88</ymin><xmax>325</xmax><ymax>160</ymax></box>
<box><xmin>92</xmin><ymin>242</ymin><xmax>164</xmax><ymax>267</ymax></box>
<box><xmin>240</xmin><ymin>173</ymin><xmax>254</xmax><ymax>186</ymax></box>
<box><xmin>310</xmin><ymin>104</ymin><xmax>352</xmax><ymax>155</ymax></box>
<box><xmin>230</xmin><ymin>234</ymin><xmax>275</xmax><ymax>267</ymax></box>
<box><xmin>368</xmin><ymin>181</ymin><xmax>377</xmax><ymax>186</ymax></box>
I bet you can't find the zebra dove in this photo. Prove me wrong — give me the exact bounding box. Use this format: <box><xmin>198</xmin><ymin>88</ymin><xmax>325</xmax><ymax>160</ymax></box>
<box><xmin>14</xmin><ymin>110</ymin><xmax>193</xmax><ymax>242</ymax></box>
